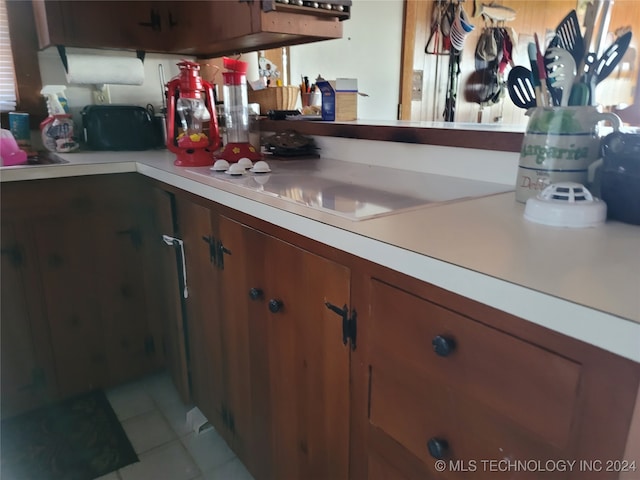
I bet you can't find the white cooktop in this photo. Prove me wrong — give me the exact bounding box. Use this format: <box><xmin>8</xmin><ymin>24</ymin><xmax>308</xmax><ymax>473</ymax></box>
<box><xmin>187</xmin><ymin>158</ymin><xmax>513</xmax><ymax>221</ymax></box>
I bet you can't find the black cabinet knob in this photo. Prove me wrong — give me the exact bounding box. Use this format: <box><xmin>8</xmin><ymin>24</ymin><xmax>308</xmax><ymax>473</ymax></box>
<box><xmin>427</xmin><ymin>437</ymin><xmax>449</xmax><ymax>459</ymax></box>
<box><xmin>249</xmin><ymin>288</ymin><xmax>263</xmax><ymax>300</ymax></box>
<box><xmin>432</xmin><ymin>335</ymin><xmax>456</xmax><ymax>357</ymax></box>
<box><xmin>268</xmin><ymin>299</ymin><xmax>283</xmax><ymax>313</ymax></box>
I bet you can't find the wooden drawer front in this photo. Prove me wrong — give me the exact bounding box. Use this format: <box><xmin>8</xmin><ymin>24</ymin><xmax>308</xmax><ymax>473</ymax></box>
<box><xmin>369</xmin><ymin>279</ymin><xmax>581</xmax><ymax>449</ymax></box>
<box><xmin>367</xmin><ymin>425</ymin><xmax>432</xmax><ymax>480</ymax></box>
<box><xmin>0</xmin><ymin>175</ymin><xmax>147</xmax><ymax>217</ymax></box>
<box><xmin>369</xmin><ymin>362</ymin><xmax>567</xmax><ymax>479</ymax></box>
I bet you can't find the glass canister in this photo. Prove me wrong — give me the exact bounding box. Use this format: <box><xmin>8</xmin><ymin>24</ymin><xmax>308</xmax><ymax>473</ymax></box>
<box><xmin>515</xmin><ymin>106</ymin><xmax>621</xmax><ymax>203</ymax></box>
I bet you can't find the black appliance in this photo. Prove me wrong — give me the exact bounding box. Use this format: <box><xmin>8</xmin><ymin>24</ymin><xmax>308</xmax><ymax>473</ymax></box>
<box><xmin>81</xmin><ymin>105</ymin><xmax>163</xmax><ymax>151</ymax></box>
<box><xmin>601</xmin><ymin>131</ymin><xmax>640</xmax><ymax>225</ymax></box>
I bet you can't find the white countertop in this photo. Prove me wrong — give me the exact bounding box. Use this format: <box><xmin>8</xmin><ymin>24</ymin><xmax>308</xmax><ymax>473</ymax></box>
<box><xmin>2</xmin><ymin>150</ymin><xmax>639</xmax><ymax>362</ymax></box>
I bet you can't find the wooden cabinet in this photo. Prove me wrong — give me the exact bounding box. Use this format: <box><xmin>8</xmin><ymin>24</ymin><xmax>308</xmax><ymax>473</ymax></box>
<box><xmin>350</xmin><ymin>271</ymin><xmax>640</xmax><ymax>480</ymax></box>
<box><xmin>216</xmin><ymin>214</ymin><xmax>351</xmax><ymax>480</ymax></box>
<box><xmin>165</xmin><ymin>188</ymin><xmax>352</xmax><ymax>480</ymax></box>
<box><xmin>173</xmin><ymin>194</ymin><xmax>226</xmax><ymax>429</ymax></box>
<box><xmin>32</xmin><ymin>1</ymin><xmax>169</xmax><ymax>52</ymax></box>
<box><xmin>32</xmin><ymin>213</ymin><xmax>110</xmax><ymax>395</ymax></box>
<box><xmin>167</xmin><ymin>193</ymin><xmax>250</xmax><ymax>453</ymax></box>
<box><xmin>0</xmin><ymin>220</ymin><xmax>57</xmax><ymax>419</ymax></box>
<box><xmin>153</xmin><ymin>180</ymin><xmax>639</xmax><ymax>480</ymax></box>
<box><xmin>0</xmin><ymin>175</ymin><xmax>166</xmax><ymax>405</ymax></box>
<box><xmin>151</xmin><ymin>187</ymin><xmax>191</xmax><ymax>404</ymax></box>
<box><xmin>32</xmin><ymin>0</ymin><xmax>346</xmax><ymax>58</ymax></box>
<box><xmin>212</xmin><ymin>214</ymin><xmax>259</xmax><ymax>465</ymax></box>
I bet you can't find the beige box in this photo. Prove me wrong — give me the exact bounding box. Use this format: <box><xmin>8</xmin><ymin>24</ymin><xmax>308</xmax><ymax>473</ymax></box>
<box><xmin>317</xmin><ymin>78</ymin><xmax>358</xmax><ymax>121</ymax></box>
<box><xmin>334</xmin><ymin>78</ymin><xmax>358</xmax><ymax>121</ymax></box>
<box><xmin>335</xmin><ymin>92</ymin><xmax>357</xmax><ymax>121</ymax></box>
<box><xmin>248</xmin><ymin>86</ymin><xmax>299</xmax><ymax>112</ymax></box>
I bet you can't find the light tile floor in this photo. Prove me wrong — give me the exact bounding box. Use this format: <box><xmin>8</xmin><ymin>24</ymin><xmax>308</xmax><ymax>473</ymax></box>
<box><xmin>96</xmin><ymin>371</ymin><xmax>255</xmax><ymax>480</ymax></box>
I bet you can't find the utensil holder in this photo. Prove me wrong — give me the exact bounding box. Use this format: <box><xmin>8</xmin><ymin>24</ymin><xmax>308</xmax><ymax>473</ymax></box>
<box><xmin>515</xmin><ymin>106</ymin><xmax>621</xmax><ymax>203</ymax></box>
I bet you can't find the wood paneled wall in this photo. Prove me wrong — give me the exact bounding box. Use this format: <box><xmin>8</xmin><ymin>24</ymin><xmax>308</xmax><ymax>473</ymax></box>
<box><xmin>401</xmin><ymin>0</ymin><xmax>640</xmax><ymax>126</ymax></box>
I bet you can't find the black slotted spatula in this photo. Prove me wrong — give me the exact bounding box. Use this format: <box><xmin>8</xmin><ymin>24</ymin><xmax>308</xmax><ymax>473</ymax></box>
<box><xmin>556</xmin><ymin>10</ymin><xmax>585</xmax><ymax>67</ymax></box>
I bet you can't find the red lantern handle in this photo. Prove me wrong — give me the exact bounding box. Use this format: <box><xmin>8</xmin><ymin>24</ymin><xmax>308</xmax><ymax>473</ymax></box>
<box><xmin>166</xmin><ymin>79</ymin><xmax>179</xmax><ymax>154</ymax></box>
<box><xmin>202</xmin><ymin>79</ymin><xmax>220</xmax><ymax>152</ymax></box>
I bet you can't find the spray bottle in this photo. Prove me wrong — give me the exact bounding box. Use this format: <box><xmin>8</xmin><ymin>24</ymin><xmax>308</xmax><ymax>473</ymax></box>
<box><xmin>40</xmin><ymin>85</ymin><xmax>79</xmax><ymax>153</ymax></box>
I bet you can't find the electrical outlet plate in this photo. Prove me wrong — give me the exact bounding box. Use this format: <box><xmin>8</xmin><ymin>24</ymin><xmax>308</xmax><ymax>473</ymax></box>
<box><xmin>92</xmin><ymin>85</ymin><xmax>111</xmax><ymax>105</ymax></box>
<box><xmin>411</xmin><ymin>70</ymin><xmax>423</xmax><ymax>101</ymax></box>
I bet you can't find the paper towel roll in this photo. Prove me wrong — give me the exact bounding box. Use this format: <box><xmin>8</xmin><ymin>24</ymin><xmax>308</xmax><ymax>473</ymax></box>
<box><xmin>65</xmin><ymin>54</ymin><xmax>145</xmax><ymax>85</ymax></box>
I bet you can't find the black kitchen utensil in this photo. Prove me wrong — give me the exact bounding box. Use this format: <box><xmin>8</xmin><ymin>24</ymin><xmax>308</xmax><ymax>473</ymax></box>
<box><xmin>584</xmin><ymin>31</ymin><xmax>632</xmax><ymax>105</ymax></box>
<box><xmin>443</xmin><ymin>49</ymin><xmax>461</xmax><ymax>121</ymax></box>
<box><xmin>590</xmin><ymin>31</ymin><xmax>632</xmax><ymax>83</ymax></box>
<box><xmin>507</xmin><ymin>66</ymin><xmax>536</xmax><ymax>109</ymax></box>
<box><xmin>555</xmin><ymin>10</ymin><xmax>585</xmax><ymax>67</ymax></box>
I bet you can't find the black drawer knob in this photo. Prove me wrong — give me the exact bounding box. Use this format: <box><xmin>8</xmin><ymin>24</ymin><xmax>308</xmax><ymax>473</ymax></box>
<box><xmin>249</xmin><ymin>288</ymin><xmax>263</xmax><ymax>300</ymax></box>
<box><xmin>427</xmin><ymin>437</ymin><xmax>449</xmax><ymax>459</ymax></box>
<box><xmin>432</xmin><ymin>335</ymin><xmax>456</xmax><ymax>357</ymax></box>
<box><xmin>268</xmin><ymin>299</ymin><xmax>284</xmax><ymax>313</ymax></box>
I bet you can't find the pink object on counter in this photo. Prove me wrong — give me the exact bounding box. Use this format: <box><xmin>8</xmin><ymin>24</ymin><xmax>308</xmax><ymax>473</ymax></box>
<box><xmin>0</xmin><ymin>128</ymin><xmax>28</xmax><ymax>166</ymax></box>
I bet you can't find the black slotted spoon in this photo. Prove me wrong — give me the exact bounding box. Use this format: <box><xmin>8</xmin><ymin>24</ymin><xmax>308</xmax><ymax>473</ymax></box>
<box><xmin>507</xmin><ymin>66</ymin><xmax>537</xmax><ymax>109</ymax></box>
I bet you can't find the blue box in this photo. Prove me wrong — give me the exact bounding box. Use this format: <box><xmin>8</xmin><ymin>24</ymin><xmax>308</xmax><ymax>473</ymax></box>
<box><xmin>316</xmin><ymin>81</ymin><xmax>336</xmax><ymax>121</ymax></box>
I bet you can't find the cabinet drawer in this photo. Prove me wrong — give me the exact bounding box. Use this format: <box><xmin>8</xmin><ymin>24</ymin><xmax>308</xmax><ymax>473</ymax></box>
<box><xmin>370</xmin><ymin>362</ymin><xmax>566</xmax><ymax>479</ymax></box>
<box><xmin>369</xmin><ymin>279</ymin><xmax>581</xmax><ymax>449</ymax></box>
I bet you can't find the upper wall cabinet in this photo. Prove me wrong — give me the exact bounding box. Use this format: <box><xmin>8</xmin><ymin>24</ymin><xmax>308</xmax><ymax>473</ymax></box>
<box><xmin>31</xmin><ymin>0</ymin><xmax>349</xmax><ymax>57</ymax></box>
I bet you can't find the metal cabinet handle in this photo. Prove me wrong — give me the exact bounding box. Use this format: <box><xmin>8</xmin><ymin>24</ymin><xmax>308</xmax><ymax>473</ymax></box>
<box><xmin>216</xmin><ymin>240</ymin><xmax>231</xmax><ymax>270</ymax></box>
<box><xmin>162</xmin><ymin>234</ymin><xmax>188</xmax><ymax>298</ymax></box>
<box><xmin>138</xmin><ymin>8</ymin><xmax>162</xmax><ymax>31</ymax></box>
<box><xmin>168</xmin><ymin>11</ymin><xmax>178</xmax><ymax>28</ymax></box>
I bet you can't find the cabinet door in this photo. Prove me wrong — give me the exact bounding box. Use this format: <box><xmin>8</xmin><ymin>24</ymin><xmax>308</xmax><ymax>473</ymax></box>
<box><xmin>352</xmin><ymin>274</ymin><xmax>640</xmax><ymax>480</ymax></box>
<box><xmin>32</xmin><ymin>214</ymin><xmax>108</xmax><ymax>397</ymax></box>
<box><xmin>0</xmin><ymin>221</ymin><xmax>57</xmax><ymax>419</ymax></box>
<box><xmin>152</xmin><ymin>187</ymin><xmax>191</xmax><ymax>403</ymax></box>
<box><xmin>22</xmin><ymin>176</ymin><xmax>165</xmax><ymax>399</ymax></box>
<box><xmin>262</xmin><ymin>229</ymin><xmax>351</xmax><ymax>480</ymax></box>
<box><xmin>93</xmin><ymin>207</ymin><xmax>161</xmax><ymax>384</ymax></box>
<box><xmin>175</xmin><ymin>196</ymin><xmax>225</xmax><ymax>432</ymax></box>
<box><xmin>215</xmin><ymin>215</ymin><xmax>265</xmax><ymax>467</ymax></box>
<box><xmin>217</xmin><ymin>215</ymin><xmax>351</xmax><ymax>480</ymax></box>
<box><xmin>33</xmin><ymin>0</ymin><xmax>344</xmax><ymax>56</ymax></box>
<box><xmin>35</xmin><ymin>1</ymin><xmax>169</xmax><ymax>51</ymax></box>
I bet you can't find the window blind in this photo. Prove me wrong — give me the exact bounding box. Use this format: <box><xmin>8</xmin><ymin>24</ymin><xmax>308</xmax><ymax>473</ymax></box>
<box><xmin>0</xmin><ymin>0</ymin><xmax>17</xmax><ymax>112</ymax></box>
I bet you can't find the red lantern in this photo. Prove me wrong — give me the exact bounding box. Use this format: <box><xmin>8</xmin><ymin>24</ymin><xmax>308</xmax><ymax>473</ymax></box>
<box><xmin>166</xmin><ymin>60</ymin><xmax>220</xmax><ymax>166</ymax></box>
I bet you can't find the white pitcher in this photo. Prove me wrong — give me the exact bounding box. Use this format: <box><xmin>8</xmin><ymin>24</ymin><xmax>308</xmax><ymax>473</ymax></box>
<box><xmin>515</xmin><ymin>106</ymin><xmax>621</xmax><ymax>203</ymax></box>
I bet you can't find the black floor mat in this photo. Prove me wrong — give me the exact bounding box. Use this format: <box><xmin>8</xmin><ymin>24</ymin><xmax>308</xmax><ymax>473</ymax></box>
<box><xmin>1</xmin><ymin>389</ymin><xmax>138</xmax><ymax>480</ymax></box>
